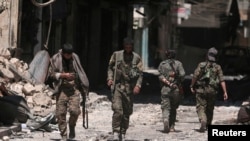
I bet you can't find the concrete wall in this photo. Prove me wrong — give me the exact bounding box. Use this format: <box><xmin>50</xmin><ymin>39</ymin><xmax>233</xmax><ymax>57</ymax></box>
<box><xmin>0</xmin><ymin>0</ymin><xmax>20</xmax><ymax>48</ymax></box>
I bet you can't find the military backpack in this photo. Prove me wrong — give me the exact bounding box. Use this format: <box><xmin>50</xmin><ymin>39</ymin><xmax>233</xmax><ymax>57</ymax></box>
<box><xmin>196</xmin><ymin>62</ymin><xmax>219</xmax><ymax>88</ymax></box>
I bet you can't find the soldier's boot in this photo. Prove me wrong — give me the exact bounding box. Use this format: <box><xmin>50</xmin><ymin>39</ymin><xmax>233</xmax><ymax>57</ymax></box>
<box><xmin>61</xmin><ymin>135</ymin><xmax>67</xmax><ymax>141</ymax></box>
<box><xmin>113</xmin><ymin>132</ymin><xmax>119</xmax><ymax>140</ymax></box>
<box><xmin>121</xmin><ymin>134</ymin><xmax>126</xmax><ymax>141</ymax></box>
<box><xmin>199</xmin><ymin>121</ymin><xmax>206</xmax><ymax>132</ymax></box>
<box><xmin>69</xmin><ymin>126</ymin><xmax>75</xmax><ymax>139</ymax></box>
<box><xmin>170</xmin><ymin>125</ymin><xmax>175</xmax><ymax>132</ymax></box>
<box><xmin>206</xmin><ymin>121</ymin><xmax>211</xmax><ymax>130</ymax></box>
<box><xmin>163</xmin><ymin>119</ymin><xmax>170</xmax><ymax>133</ymax></box>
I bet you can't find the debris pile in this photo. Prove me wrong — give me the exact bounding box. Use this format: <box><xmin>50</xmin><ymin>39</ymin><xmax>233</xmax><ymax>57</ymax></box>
<box><xmin>0</xmin><ymin>48</ymin><xmax>56</xmax><ymax>131</ymax></box>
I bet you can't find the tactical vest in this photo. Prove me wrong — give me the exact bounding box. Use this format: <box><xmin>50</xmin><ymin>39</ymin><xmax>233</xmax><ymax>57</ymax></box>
<box><xmin>114</xmin><ymin>50</ymin><xmax>140</xmax><ymax>82</ymax></box>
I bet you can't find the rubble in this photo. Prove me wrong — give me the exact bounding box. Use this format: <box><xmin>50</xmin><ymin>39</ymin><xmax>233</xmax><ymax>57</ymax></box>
<box><xmin>0</xmin><ymin>48</ymin><xmax>246</xmax><ymax>140</ymax></box>
<box><xmin>0</xmin><ymin>48</ymin><xmax>56</xmax><ymax>132</ymax></box>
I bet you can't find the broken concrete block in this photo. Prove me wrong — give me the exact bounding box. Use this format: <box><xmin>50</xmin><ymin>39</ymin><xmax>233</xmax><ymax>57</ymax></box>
<box><xmin>33</xmin><ymin>84</ymin><xmax>44</xmax><ymax>92</ymax></box>
<box><xmin>0</xmin><ymin>48</ymin><xmax>11</xmax><ymax>59</ymax></box>
<box><xmin>22</xmin><ymin>83</ymin><xmax>36</xmax><ymax>96</ymax></box>
<box><xmin>33</xmin><ymin>106</ymin><xmax>41</xmax><ymax>112</ymax></box>
<box><xmin>32</xmin><ymin>93</ymin><xmax>52</xmax><ymax>108</ymax></box>
<box><xmin>0</xmin><ymin>68</ymin><xmax>14</xmax><ymax>79</ymax></box>
<box><xmin>9</xmin><ymin>83</ymin><xmax>23</xmax><ymax>95</ymax></box>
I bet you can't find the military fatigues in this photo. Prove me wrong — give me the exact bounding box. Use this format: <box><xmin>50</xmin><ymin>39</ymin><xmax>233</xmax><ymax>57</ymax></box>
<box><xmin>55</xmin><ymin>58</ymin><xmax>82</xmax><ymax>137</ymax></box>
<box><xmin>49</xmin><ymin>50</ymin><xmax>89</xmax><ymax>138</ymax></box>
<box><xmin>107</xmin><ymin>50</ymin><xmax>143</xmax><ymax>135</ymax></box>
<box><xmin>192</xmin><ymin>61</ymin><xmax>224</xmax><ymax>125</ymax></box>
<box><xmin>158</xmin><ymin>59</ymin><xmax>185</xmax><ymax>130</ymax></box>
<box><xmin>56</xmin><ymin>86</ymin><xmax>81</xmax><ymax>137</ymax></box>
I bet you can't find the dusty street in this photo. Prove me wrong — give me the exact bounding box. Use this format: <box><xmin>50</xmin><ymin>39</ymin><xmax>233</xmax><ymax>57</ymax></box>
<box><xmin>8</xmin><ymin>89</ymin><xmax>241</xmax><ymax>141</ymax></box>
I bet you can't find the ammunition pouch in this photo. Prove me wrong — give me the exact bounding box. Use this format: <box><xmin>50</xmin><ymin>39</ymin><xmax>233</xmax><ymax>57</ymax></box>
<box><xmin>115</xmin><ymin>69</ymin><xmax>122</xmax><ymax>81</ymax></box>
<box><xmin>200</xmin><ymin>69</ymin><xmax>210</xmax><ymax>81</ymax></box>
<box><xmin>197</xmin><ymin>77</ymin><xmax>219</xmax><ymax>89</ymax></box>
<box><xmin>209</xmin><ymin>78</ymin><xmax>219</xmax><ymax>88</ymax></box>
<box><xmin>129</xmin><ymin>67</ymin><xmax>140</xmax><ymax>79</ymax></box>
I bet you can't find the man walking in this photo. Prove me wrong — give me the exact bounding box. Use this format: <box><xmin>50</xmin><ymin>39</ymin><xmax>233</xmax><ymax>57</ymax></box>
<box><xmin>107</xmin><ymin>37</ymin><xmax>143</xmax><ymax>140</ymax></box>
<box><xmin>190</xmin><ymin>47</ymin><xmax>228</xmax><ymax>132</ymax></box>
<box><xmin>158</xmin><ymin>49</ymin><xmax>185</xmax><ymax>133</ymax></box>
<box><xmin>49</xmin><ymin>43</ymin><xmax>89</xmax><ymax>140</ymax></box>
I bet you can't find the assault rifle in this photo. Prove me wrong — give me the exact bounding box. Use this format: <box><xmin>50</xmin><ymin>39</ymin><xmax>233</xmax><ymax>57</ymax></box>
<box><xmin>169</xmin><ymin>60</ymin><xmax>184</xmax><ymax>94</ymax></box>
<box><xmin>111</xmin><ymin>52</ymin><xmax>118</xmax><ymax>95</ymax></box>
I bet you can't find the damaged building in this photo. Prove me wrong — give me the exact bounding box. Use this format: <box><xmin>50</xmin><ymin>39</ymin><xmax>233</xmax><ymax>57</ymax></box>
<box><xmin>1</xmin><ymin>0</ymin><xmax>250</xmax><ymax>137</ymax></box>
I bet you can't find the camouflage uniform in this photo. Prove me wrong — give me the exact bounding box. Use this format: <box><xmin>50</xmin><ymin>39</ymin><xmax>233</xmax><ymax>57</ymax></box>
<box><xmin>107</xmin><ymin>50</ymin><xmax>143</xmax><ymax>135</ymax></box>
<box><xmin>158</xmin><ymin>59</ymin><xmax>185</xmax><ymax>131</ymax></box>
<box><xmin>56</xmin><ymin>85</ymin><xmax>81</xmax><ymax>137</ymax></box>
<box><xmin>192</xmin><ymin>61</ymin><xmax>224</xmax><ymax>126</ymax></box>
<box><xmin>49</xmin><ymin>48</ymin><xmax>89</xmax><ymax>139</ymax></box>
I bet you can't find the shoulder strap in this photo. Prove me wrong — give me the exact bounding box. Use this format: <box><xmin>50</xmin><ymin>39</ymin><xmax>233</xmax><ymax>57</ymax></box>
<box><xmin>115</xmin><ymin>50</ymin><xmax>123</xmax><ymax>62</ymax></box>
<box><xmin>169</xmin><ymin>60</ymin><xmax>177</xmax><ymax>74</ymax></box>
<box><xmin>201</xmin><ymin>62</ymin><xmax>209</xmax><ymax>72</ymax></box>
<box><xmin>111</xmin><ymin>52</ymin><xmax>118</xmax><ymax>93</ymax></box>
